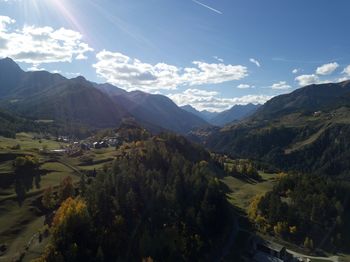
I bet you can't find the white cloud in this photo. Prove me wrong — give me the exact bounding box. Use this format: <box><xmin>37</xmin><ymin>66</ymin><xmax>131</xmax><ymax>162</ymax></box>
<box><xmin>184</xmin><ymin>61</ymin><xmax>248</xmax><ymax>85</ymax></box>
<box><xmin>0</xmin><ymin>16</ymin><xmax>15</xmax><ymax>32</ymax></box>
<box><xmin>168</xmin><ymin>88</ymin><xmax>271</xmax><ymax>112</ymax></box>
<box><xmin>343</xmin><ymin>65</ymin><xmax>350</xmax><ymax>76</ymax></box>
<box><xmin>27</xmin><ymin>65</ymin><xmax>45</xmax><ymax>71</ymax></box>
<box><xmin>270</xmin><ymin>81</ymin><xmax>291</xmax><ymax>90</ymax></box>
<box><xmin>237</xmin><ymin>84</ymin><xmax>251</xmax><ymax>89</ymax></box>
<box><xmin>249</xmin><ymin>58</ymin><xmax>261</xmax><ymax>67</ymax></box>
<box><xmin>337</xmin><ymin>77</ymin><xmax>349</xmax><ymax>83</ymax></box>
<box><xmin>213</xmin><ymin>56</ymin><xmax>224</xmax><ymax>62</ymax></box>
<box><xmin>292</xmin><ymin>68</ymin><xmax>299</xmax><ymax>74</ymax></box>
<box><xmin>93</xmin><ymin>50</ymin><xmax>248</xmax><ymax>91</ymax></box>
<box><xmin>295</xmin><ymin>74</ymin><xmax>319</xmax><ymax>86</ymax></box>
<box><xmin>0</xmin><ymin>16</ymin><xmax>93</xmax><ymax>65</ymax></box>
<box><xmin>316</xmin><ymin>62</ymin><xmax>339</xmax><ymax>75</ymax></box>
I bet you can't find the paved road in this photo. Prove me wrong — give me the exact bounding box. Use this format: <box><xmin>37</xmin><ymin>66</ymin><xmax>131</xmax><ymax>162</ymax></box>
<box><xmin>286</xmin><ymin>248</ymin><xmax>339</xmax><ymax>262</ymax></box>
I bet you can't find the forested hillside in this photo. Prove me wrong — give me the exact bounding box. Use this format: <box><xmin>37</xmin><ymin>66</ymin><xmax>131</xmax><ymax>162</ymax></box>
<box><xmin>36</xmin><ymin>134</ymin><xmax>234</xmax><ymax>261</ymax></box>
<box><xmin>202</xmin><ymin>81</ymin><xmax>350</xmax><ymax>177</ymax></box>
<box><xmin>248</xmin><ymin>174</ymin><xmax>350</xmax><ymax>252</ymax></box>
<box><xmin>0</xmin><ymin>109</ymin><xmax>60</xmax><ymax>138</ymax></box>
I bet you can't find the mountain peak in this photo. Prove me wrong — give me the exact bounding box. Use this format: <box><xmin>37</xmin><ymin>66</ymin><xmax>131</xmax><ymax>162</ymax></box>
<box><xmin>72</xmin><ymin>75</ymin><xmax>87</xmax><ymax>82</ymax></box>
<box><xmin>0</xmin><ymin>57</ymin><xmax>23</xmax><ymax>72</ymax></box>
<box><xmin>181</xmin><ymin>104</ymin><xmax>198</xmax><ymax>112</ymax></box>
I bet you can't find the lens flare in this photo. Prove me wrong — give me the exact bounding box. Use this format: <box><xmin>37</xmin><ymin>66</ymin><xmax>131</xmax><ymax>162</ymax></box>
<box><xmin>15</xmin><ymin>0</ymin><xmax>86</xmax><ymax>39</ymax></box>
<box><xmin>48</xmin><ymin>0</ymin><xmax>85</xmax><ymax>35</ymax></box>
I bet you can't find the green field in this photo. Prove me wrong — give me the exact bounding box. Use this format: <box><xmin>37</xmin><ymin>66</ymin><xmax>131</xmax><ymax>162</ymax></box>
<box><xmin>221</xmin><ymin>171</ymin><xmax>276</xmax><ymax>211</ymax></box>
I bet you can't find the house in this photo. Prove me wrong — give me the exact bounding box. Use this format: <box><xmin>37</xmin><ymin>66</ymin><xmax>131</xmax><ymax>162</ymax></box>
<box><xmin>57</xmin><ymin>136</ymin><xmax>69</xmax><ymax>143</ymax></box>
<box><xmin>80</xmin><ymin>143</ymin><xmax>91</xmax><ymax>150</ymax></box>
<box><xmin>313</xmin><ymin>111</ymin><xmax>322</xmax><ymax>117</ymax></box>
<box><xmin>93</xmin><ymin>141</ymin><xmax>109</xmax><ymax>149</ymax></box>
<box><xmin>250</xmin><ymin>237</ymin><xmax>295</xmax><ymax>262</ymax></box>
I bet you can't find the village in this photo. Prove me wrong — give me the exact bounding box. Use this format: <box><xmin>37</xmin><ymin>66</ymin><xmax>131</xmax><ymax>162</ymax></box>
<box><xmin>51</xmin><ymin>133</ymin><xmax>122</xmax><ymax>155</ymax></box>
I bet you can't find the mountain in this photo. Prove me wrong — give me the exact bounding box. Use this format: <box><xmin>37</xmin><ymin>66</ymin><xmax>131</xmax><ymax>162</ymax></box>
<box><xmin>0</xmin><ymin>58</ymin><xmax>67</xmax><ymax>99</ymax></box>
<box><xmin>198</xmin><ymin>81</ymin><xmax>350</xmax><ymax>177</ymax></box>
<box><xmin>98</xmin><ymin>89</ymin><xmax>210</xmax><ymax>134</ymax></box>
<box><xmin>181</xmin><ymin>103</ymin><xmax>260</xmax><ymax>126</ymax></box>
<box><xmin>0</xmin><ymin>59</ymin><xmax>128</xmax><ymax>129</ymax></box>
<box><xmin>6</xmin><ymin>78</ymin><xmax>127</xmax><ymax>128</ymax></box>
<box><xmin>0</xmin><ymin>58</ymin><xmax>209</xmax><ymax>135</ymax></box>
<box><xmin>93</xmin><ymin>83</ymin><xmax>127</xmax><ymax>97</ymax></box>
<box><xmin>0</xmin><ymin>58</ymin><xmax>25</xmax><ymax>97</ymax></box>
<box><xmin>181</xmin><ymin>105</ymin><xmax>218</xmax><ymax>122</ymax></box>
<box><xmin>210</xmin><ymin>103</ymin><xmax>260</xmax><ymax>126</ymax></box>
<box><xmin>253</xmin><ymin>81</ymin><xmax>350</xmax><ymax>120</ymax></box>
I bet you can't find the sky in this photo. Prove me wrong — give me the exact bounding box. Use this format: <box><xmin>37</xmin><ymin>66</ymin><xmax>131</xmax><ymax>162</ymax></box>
<box><xmin>1</xmin><ymin>0</ymin><xmax>350</xmax><ymax>112</ymax></box>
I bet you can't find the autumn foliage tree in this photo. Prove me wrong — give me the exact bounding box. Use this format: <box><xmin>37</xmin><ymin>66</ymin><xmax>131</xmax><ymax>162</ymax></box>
<box><xmin>251</xmin><ymin>174</ymin><xmax>349</xmax><ymax>248</ymax></box>
<box><xmin>43</xmin><ymin>197</ymin><xmax>93</xmax><ymax>261</ymax></box>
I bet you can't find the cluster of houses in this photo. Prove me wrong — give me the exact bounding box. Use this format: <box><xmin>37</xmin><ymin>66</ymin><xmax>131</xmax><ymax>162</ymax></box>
<box><xmin>80</xmin><ymin>136</ymin><xmax>121</xmax><ymax>150</ymax></box>
<box><xmin>57</xmin><ymin>136</ymin><xmax>71</xmax><ymax>143</ymax></box>
<box><xmin>51</xmin><ymin>135</ymin><xmax>122</xmax><ymax>155</ymax></box>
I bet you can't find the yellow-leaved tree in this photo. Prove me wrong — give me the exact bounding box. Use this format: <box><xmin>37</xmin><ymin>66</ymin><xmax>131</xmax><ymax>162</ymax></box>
<box><xmin>247</xmin><ymin>194</ymin><xmax>271</xmax><ymax>233</ymax></box>
<box><xmin>40</xmin><ymin>197</ymin><xmax>92</xmax><ymax>261</ymax></box>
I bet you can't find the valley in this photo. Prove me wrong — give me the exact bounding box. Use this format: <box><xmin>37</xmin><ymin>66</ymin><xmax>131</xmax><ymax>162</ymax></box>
<box><xmin>0</xmin><ymin>59</ymin><xmax>349</xmax><ymax>261</ymax></box>
<box><xmin>1</xmin><ymin>128</ymin><xmax>348</xmax><ymax>261</ymax></box>
<box><xmin>1</xmin><ymin>1</ymin><xmax>350</xmax><ymax>261</ymax></box>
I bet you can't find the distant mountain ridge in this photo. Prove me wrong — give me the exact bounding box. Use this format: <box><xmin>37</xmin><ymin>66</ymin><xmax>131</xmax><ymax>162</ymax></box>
<box><xmin>0</xmin><ymin>58</ymin><xmax>208</xmax><ymax>134</ymax></box>
<box><xmin>252</xmin><ymin>81</ymin><xmax>350</xmax><ymax>120</ymax></box>
<box><xmin>181</xmin><ymin>103</ymin><xmax>261</xmax><ymax>126</ymax></box>
<box><xmin>98</xmin><ymin>89</ymin><xmax>210</xmax><ymax>134</ymax></box>
<box><xmin>180</xmin><ymin>105</ymin><xmax>218</xmax><ymax>122</ymax></box>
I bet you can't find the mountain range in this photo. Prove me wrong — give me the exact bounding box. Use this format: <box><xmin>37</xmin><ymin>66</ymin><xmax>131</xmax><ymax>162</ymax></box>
<box><xmin>198</xmin><ymin>80</ymin><xmax>350</xmax><ymax>177</ymax></box>
<box><xmin>95</xmin><ymin>86</ymin><xmax>209</xmax><ymax>134</ymax></box>
<box><xmin>181</xmin><ymin>103</ymin><xmax>260</xmax><ymax>126</ymax></box>
<box><xmin>4</xmin><ymin>57</ymin><xmax>350</xmax><ymax>177</ymax></box>
<box><xmin>0</xmin><ymin>58</ymin><xmax>208</xmax><ymax>135</ymax></box>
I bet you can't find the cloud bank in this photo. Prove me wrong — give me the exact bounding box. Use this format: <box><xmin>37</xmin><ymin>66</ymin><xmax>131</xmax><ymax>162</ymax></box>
<box><xmin>168</xmin><ymin>88</ymin><xmax>271</xmax><ymax>112</ymax></box>
<box><xmin>93</xmin><ymin>50</ymin><xmax>248</xmax><ymax>91</ymax></box>
<box><xmin>0</xmin><ymin>16</ymin><xmax>93</xmax><ymax>66</ymax></box>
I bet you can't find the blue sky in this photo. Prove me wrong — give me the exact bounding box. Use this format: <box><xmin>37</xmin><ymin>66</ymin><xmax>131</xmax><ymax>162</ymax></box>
<box><xmin>1</xmin><ymin>0</ymin><xmax>350</xmax><ymax>111</ymax></box>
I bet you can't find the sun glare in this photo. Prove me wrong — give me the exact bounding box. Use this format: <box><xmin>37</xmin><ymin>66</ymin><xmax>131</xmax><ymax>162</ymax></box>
<box><xmin>17</xmin><ymin>0</ymin><xmax>85</xmax><ymax>35</ymax></box>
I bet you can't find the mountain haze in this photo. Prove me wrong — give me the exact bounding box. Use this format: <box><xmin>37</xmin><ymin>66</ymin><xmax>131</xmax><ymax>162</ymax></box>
<box><xmin>182</xmin><ymin>103</ymin><xmax>260</xmax><ymax>126</ymax></box>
